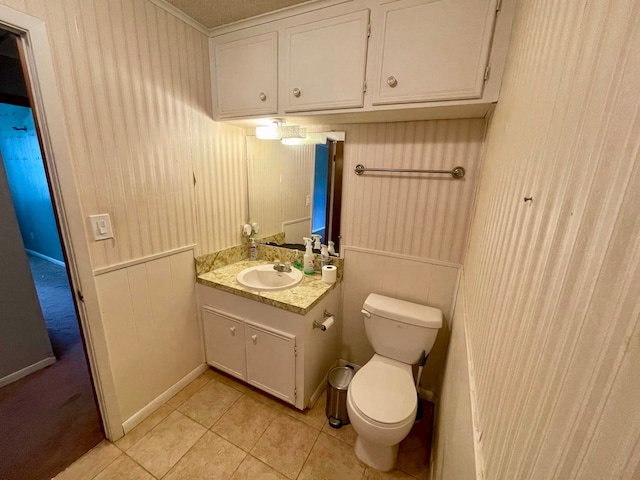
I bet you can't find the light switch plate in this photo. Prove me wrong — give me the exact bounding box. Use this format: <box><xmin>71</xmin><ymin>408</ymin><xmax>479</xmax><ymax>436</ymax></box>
<box><xmin>89</xmin><ymin>214</ymin><xmax>114</xmax><ymax>241</ymax></box>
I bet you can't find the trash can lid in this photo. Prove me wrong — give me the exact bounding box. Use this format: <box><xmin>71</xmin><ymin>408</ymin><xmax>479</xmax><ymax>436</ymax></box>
<box><xmin>328</xmin><ymin>366</ymin><xmax>354</xmax><ymax>390</ymax></box>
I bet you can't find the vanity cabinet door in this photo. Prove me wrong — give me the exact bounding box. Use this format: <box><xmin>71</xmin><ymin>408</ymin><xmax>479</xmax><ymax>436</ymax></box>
<box><xmin>370</xmin><ymin>0</ymin><xmax>497</xmax><ymax>105</ymax></box>
<box><xmin>282</xmin><ymin>9</ymin><xmax>370</xmax><ymax>112</ymax></box>
<box><xmin>211</xmin><ymin>31</ymin><xmax>278</xmax><ymax>118</ymax></box>
<box><xmin>245</xmin><ymin>322</ymin><xmax>296</xmax><ymax>405</ymax></box>
<box><xmin>202</xmin><ymin>308</ymin><xmax>246</xmax><ymax>380</ymax></box>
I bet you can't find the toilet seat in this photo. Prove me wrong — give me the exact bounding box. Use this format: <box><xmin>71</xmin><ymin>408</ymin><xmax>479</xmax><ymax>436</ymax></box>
<box><xmin>349</xmin><ymin>356</ymin><xmax>417</xmax><ymax>426</ymax></box>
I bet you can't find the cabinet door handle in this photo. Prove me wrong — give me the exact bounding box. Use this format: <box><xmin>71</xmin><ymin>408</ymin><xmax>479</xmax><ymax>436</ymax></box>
<box><xmin>259</xmin><ymin>92</ymin><xmax>267</xmax><ymax>101</ymax></box>
<box><xmin>387</xmin><ymin>76</ymin><xmax>398</xmax><ymax>88</ymax></box>
<box><xmin>251</xmin><ymin>334</ymin><xmax>258</xmax><ymax>343</ymax></box>
<box><xmin>229</xmin><ymin>326</ymin><xmax>236</xmax><ymax>335</ymax></box>
<box><xmin>293</xmin><ymin>87</ymin><xmax>301</xmax><ymax>98</ymax></box>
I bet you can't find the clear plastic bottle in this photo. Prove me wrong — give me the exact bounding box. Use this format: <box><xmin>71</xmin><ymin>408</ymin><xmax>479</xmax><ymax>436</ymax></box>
<box><xmin>293</xmin><ymin>251</ymin><xmax>303</xmax><ymax>270</ymax></box>
<box><xmin>250</xmin><ymin>238</ymin><xmax>258</xmax><ymax>260</ymax></box>
<box><xmin>320</xmin><ymin>244</ymin><xmax>330</xmax><ymax>267</ymax></box>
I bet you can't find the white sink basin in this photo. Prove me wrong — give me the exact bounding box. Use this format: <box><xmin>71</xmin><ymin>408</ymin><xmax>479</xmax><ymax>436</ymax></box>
<box><xmin>236</xmin><ymin>264</ymin><xmax>303</xmax><ymax>291</ymax></box>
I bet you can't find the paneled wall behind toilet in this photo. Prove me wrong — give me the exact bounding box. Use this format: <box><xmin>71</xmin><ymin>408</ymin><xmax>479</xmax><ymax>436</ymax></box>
<box><xmin>308</xmin><ymin>119</ymin><xmax>487</xmax><ymax>392</ymax></box>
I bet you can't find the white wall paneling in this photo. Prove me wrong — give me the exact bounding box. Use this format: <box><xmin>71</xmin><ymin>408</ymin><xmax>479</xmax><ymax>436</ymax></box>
<box><xmin>435</xmin><ymin>0</ymin><xmax>640</xmax><ymax>478</ymax></box>
<box><xmin>431</xmin><ymin>274</ymin><xmax>477</xmax><ymax>480</ymax></box>
<box><xmin>94</xmin><ymin>249</ymin><xmax>202</xmax><ymax>424</ymax></box>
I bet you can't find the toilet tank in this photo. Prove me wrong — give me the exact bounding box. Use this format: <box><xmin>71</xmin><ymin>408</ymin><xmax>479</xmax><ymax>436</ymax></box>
<box><xmin>362</xmin><ymin>294</ymin><xmax>442</xmax><ymax>365</ymax></box>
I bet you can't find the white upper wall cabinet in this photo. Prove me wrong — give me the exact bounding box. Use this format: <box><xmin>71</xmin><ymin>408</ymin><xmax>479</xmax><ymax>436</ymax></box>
<box><xmin>209</xmin><ymin>0</ymin><xmax>514</xmax><ymax>123</ymax></box>
<box><xmin>212</xmin><ymin>31</ymin><xmax>278</xmax><ymax>118</ymax></box>
<box><xmin>282</xmin><ymin>10</ymin><xmax>370</xmax><ymax>112</ymax></box>
<box><xmin>370</xmin><ymin>0</ymin><xmax>497</xmax><ymax>105</ymax></box>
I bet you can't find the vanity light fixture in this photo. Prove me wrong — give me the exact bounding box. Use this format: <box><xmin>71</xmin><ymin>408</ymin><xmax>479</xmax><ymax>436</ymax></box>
<box><xmin>255</xmin><ymin>121</ymin><xmax>303</xmax><ymax>140</ymax></box>
<box><xmin>281</xmin><ymin>132</ymin><xmax>328</xmax><ymax>145</ymax></box>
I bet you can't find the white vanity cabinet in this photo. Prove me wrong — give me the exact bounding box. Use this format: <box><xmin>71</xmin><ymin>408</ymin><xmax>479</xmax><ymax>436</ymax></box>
<box><xmin>282</xmin><ymin>9</ymin><xmax>370</xmax><ymax>113</ymax></box>
<box><xmin>211</xmin><ymin>30</ymin><xmax>278</xmax><ymax>118</ymax></box>
<box><xmin>245</xmin><ymin>321</ymin><xmax>296</xmax><ymax>404</ymax></box>
<box><xmin>369</xmin><ymin>0</ymin><xmax>498</xmax><ymax>105</ymax></box>
<box><xmin>197</xmin><ymin>283</ymin><xmax>340</xmax><ymax>410</ymax></box>
<box><xmin>202</xmin><ymin>308</ymin><xmax>246</xmax><ymax>380</ymax></box>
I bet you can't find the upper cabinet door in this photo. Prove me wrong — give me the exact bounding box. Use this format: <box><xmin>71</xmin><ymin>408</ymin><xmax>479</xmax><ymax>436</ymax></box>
<box><xmin>283</xmin><ymin>10</ymin><xmax>370</xmax><ymax>113</ymax></box>
<box><xmin>212</xmin><ymin>31</ymin><xmax>278</xmax><ymax>118</ymax></box>
<box><xmin>371</xmin><ymin>0</ymin><xmax>497</xmax><ymax>105</ymax></box>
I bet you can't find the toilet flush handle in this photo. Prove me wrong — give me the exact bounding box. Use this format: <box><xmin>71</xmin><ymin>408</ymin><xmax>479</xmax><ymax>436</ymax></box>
<box><xmin>361</xmin><ymin>309</ymin><xmax>371</xmax><ymax>318</ymax></box>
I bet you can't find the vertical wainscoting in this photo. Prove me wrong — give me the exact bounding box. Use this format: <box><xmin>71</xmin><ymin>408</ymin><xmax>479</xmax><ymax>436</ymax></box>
<box><xmin>341</xmin><ymin>247</ymin><xmax>459</xmax><ymax>392</ymax></box>
<box><xmin>94</xmin><ymin>249</ymin><xmax>202</xmax><ymax>425</ymax></box>
<box><xmin>431</xmin><ymin>274</ymin><xmax>477</xmax><ymax>480</ymax></box>
<box><xmin>439</xmin><ymin>0</ymin><xmax>640</xmax><ymax>479</ymax></box>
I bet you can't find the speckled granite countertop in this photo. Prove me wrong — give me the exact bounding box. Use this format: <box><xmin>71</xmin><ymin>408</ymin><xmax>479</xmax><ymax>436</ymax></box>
<box><xmin>197</xmin><ymin>259</ymin><xmax>341</xmax><ymax>315</ymax></box>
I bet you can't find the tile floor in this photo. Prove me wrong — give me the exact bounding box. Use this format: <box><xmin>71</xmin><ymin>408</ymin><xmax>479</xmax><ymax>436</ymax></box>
<box><xmin>53</xmin><ymin>368</ymin><xmax>433</xmax><ymax>480</ymax></box>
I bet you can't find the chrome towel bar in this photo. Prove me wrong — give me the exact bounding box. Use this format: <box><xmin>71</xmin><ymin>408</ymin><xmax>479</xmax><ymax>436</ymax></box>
<box><xmin>354</xmin><ymin>163</ymin><xmax>465</xmax><ymax>179</ymax></box>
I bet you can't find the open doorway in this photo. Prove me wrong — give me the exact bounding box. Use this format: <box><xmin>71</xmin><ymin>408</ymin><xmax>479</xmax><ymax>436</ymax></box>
<box><xmin>0</xmin><ymin>28</ymin><xmax>104</xmax><ymax>480</ymax></box>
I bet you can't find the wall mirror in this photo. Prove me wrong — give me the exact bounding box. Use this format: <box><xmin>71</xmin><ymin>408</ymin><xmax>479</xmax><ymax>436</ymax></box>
<box><xmin>246</xmin><ymin>132</ymin><xmax>344</xmax><ymax>253</ymax></box>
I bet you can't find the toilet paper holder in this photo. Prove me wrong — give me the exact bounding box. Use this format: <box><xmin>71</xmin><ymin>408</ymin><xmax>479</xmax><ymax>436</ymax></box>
<box><xmin>313</xmin><ymin>310</ymin><xmax>334</xmax><ymax>331</ymax></box>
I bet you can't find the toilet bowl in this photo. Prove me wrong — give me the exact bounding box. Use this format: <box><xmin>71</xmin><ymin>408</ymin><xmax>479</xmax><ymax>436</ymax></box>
<box><xmin>346</xmin><ymin>355</ymin><xmax>417</xmax><ymax>471</ymax></box>
<box><xmin>347</xmin><ymin>293</ymin><xmax>442</xmax><ymax>471</ymax></box>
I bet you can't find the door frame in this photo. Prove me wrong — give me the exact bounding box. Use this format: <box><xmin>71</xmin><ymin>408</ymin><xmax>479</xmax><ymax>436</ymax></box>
<box><xmin>0</xmin><ymin>5</ymin><xmax>122</xmax><ymax>439</ymax></box>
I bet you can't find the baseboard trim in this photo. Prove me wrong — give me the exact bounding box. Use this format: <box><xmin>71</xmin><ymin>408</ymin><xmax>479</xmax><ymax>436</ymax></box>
<box><xmin>0</xmin><ymin>356</ymin><xmax>56</xmax><ymax>388</ymax></box>
<box><xmin>121</xmin><ymin>363</ymin><xmax>208</xmax><ymax>434</ymax></box>
<box><xmin>25</xmin><ymin>249</ymin><xmax>65</xmax><ymax>267</ymax></box>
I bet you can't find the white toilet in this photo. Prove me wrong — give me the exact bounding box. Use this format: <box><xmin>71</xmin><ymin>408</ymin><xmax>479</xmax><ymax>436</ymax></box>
<box><xmin>346</xmin><ymin>293</ymin><xmax>442</xmax><ymax>471</ymax></box>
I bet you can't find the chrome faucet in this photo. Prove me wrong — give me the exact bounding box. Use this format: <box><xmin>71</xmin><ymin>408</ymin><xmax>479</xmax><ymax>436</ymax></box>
<box><xmin>273</xmin><ymin>260</ymin><xmax>292</xmax><ymax>273</ymax></box>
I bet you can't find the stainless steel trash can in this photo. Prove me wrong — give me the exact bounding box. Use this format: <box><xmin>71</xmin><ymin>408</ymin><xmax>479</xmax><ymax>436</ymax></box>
<box><xmin>326</xmin><ymin>366</ymin><xmax>354</xmax><ymax>428</ymax></box>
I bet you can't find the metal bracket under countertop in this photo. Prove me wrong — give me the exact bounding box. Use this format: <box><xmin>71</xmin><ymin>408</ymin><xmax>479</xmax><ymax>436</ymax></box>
<box><xmin>354</xmin><ymin>164</ymin><xmax>465</xmax><ymax>179</ymax></box>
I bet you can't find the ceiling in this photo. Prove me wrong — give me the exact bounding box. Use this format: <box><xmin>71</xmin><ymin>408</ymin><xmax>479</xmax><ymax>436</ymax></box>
<box><xmin>163</xmin><ymin>0</ymin><xmax>312</xmax><ymax>29</ymax></box>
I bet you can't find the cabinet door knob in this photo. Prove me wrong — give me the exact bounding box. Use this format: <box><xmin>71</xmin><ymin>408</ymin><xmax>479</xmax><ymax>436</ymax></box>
<box><xmin>229</xmin><ymin>326</ymin><xmax>236</xmax><ymax>335</ymax></box>
<box><xmin>386</xmin><ymin>76</ymin><xmax>398</xmax><ymax>88</ymax></box>
<box><xmin>251</xmin><ymin>334</ymin><xmax>258</xmax><ymax>343</ymax></box>
<box><xmin>293</xmin><ymin>87</ymin><xmax>301</xmax><ymax>98</ymax></box>
<box><xmin>259</xmin><ymin>92</ymin><xmax>267</xmax><ymax>102</ymax></box>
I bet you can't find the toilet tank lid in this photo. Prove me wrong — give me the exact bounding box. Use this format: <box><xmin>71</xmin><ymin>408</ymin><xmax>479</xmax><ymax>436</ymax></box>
<box><xmin>363</xmin><ymin>294</ymin><xmax>442</xmax><ymax>328</ymax></box>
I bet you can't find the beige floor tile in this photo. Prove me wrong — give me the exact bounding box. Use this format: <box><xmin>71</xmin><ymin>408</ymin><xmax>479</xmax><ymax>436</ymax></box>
<box><xmin>177</xmin><ymin>378</ymin><xmax>243</xmax><ymax>427</ymax></box>
<box><xmin>251</xmin><ymin>414</ymin><xmax>320</xmax><ymax>479</ymax></box>
<box><xmin>115</xmin><ymin>403</ymin><xmax>174</xmax><ymax>451</ymax></box>
<box><xmin>93</xmin><ymin>455</ymin><xmax>154</xmax><ymax>480</ymax></box>
<box><xmin>126</xmin><ymin>410</ymin><xmax>206</xmax><ymax>478</ymax></box>
<box><xmin>322</xmin><ymin>421</ymin><xmax>358</xmax><ymax>446</ymax></box>
<box><xmin>230</xmin><ymin>455</ymin><xmax>288</xmax><ymax>480</ymax></box>
<box><xmin>166</xmin><ymin>373</ymin><xmax>212</xmax><ymax>408</ymax></box>
<box><xmin>163</xmin><ymin>431</ymin><xmax>246</xmax><ymax>480</ymax></box>
<box><xmin>363</xmin><ymin>467</ymin><xmax>416</xmax><ymax>479</ymax></box>
<box><xmin>276</xmin><ymin>391</ymin><xmax>328</xmax><ymax>430</ymax></box>
<box><xmin>52</xmin><ymin>441</ymin><xmax>121</xmax><ymax>480</ymax></box>
<box><xmin>212</xmin><ymin>370</ymin><xmax>255</xmax><ymax>394</ymax></box>
<box><xmin>212</xmin><ymin>394</ymin><xmax>281</xmax><ymax>451</ymax></box>
<box><xmin>298</xmin><ymin>432</ymin><xmax>365</xmax><ymax>480</ymax></box>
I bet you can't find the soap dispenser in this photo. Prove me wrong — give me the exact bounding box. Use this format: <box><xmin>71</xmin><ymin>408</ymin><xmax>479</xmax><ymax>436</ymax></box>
<box><xmin>328</xmin><ymin>240</ymin><xmax>336</xmax><ymax>256</ymax></box>
<box><xmin>303</xmin><ymin>238</ymin><xmax>315</xmax><ymax>275</ymax></box>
